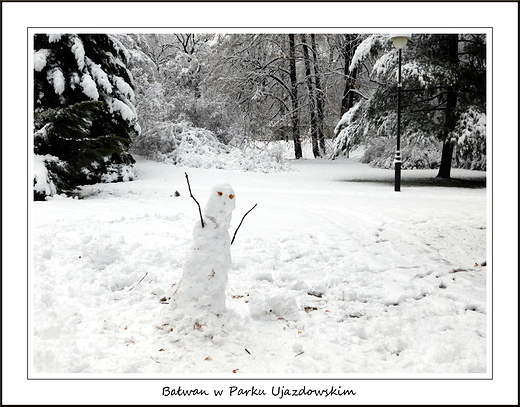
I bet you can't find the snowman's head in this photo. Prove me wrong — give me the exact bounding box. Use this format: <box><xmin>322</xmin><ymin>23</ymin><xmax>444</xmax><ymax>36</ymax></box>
<box><xmin>203</xmin><ymin>183</ymin><xmax>236</xmax><ymax>226</ymax></box>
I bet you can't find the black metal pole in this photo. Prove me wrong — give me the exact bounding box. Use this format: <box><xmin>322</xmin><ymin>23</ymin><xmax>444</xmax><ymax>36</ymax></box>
<box><xmin>395</xmin><ymin>48</ymin><xmax>402</xmax><ymax>192</ymax></box>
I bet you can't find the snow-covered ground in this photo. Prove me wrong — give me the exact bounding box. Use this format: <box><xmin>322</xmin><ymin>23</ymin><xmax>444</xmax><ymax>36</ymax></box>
<box><xmin>31</xmin><ymin>152</ymin><xmax>489</xmax><ymax>379</ymax></box>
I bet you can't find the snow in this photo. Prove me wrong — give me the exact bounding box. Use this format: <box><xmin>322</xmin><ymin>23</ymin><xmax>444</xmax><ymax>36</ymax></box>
<box><xmin>110</xmin><ymin>98</ymin><xmax>136</xmax><ymax>121</ymax></box>
<box><xmin>47</xmin><ymin>34</ymin><xmax>62</xmax><ymax>43</ymax></box>
<box><xmin>401</xmin><ymin>60</ymin><xmax>452</xmax><ymax>89</ymax></box>
<box><xmin>456</xmin><ymin>107</ymin><xmax>486</xmax><ymax>146</ymax></box>
<box><xmin>48</xmin><ymin>67</ymin><xmax>65</xmax><ymax>95</ymax></box>
<box><xmin>33</xmin><ymin>154</ymin><xmax>58</xmax><ymax>196</ymax></box>
<box><xmin>372</xmin><ymin>50</ymin><xmax>396</xmax><ymax>80</ymax></box>
<box><xmin>71</xmin><ymin>37</ymin><xmax>85</xmax><ymax>70</ymax></box>
<box><xmin>87</xmin><ymin>57</ymin><xmax>113</xmax><ymax>94</ymax></box>
<box><xmin>331</xmin><ymin>102</ymin><xmax>362</xmax><ymax>157</ymax></box>
<box><xmin>114</xmin><ymin>75</ymin><xmax>136</xmax><ymax>103</ymax></box>
<box><xmin>34</xmin><ymin>49</ymin><xmax>50</xmax><ymax>72</ymax></box>
<box><xmin>31</xmin><ymin>153</ymin><xmax>489</xmax><ymax>378</ymax></box>
<box><xmin>108</xmin><ymin>34</ymin><xmax>131</xmax><ymax>64</ymax></box>
<box><xmin>99</xmin><ymin>161</ymin><xmax>136</xmax><ymax>183</ymax></box>
<box><xmin>349</xmin><ymin>34</ymin><xmax>385</xmax><ymax>72</ymax></box>
<box><xmin>69</xmin><ymin>72</ymin><xmax>80</xmax><ymax>89</ymax></box>
<box><xmin>80</xmin><ymin>73</ymin><xmax>99</xmax><ymax>100</ymax></box>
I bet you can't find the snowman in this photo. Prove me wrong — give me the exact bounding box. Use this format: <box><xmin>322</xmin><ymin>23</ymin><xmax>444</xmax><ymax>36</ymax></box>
<box><xmin>169</xmin><ymin>182</ymin><xmax>236</xmax><ymax>327</ymax></box>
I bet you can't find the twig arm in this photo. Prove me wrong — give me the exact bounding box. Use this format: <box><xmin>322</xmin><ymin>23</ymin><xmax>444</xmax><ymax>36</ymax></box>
<box><xmin>231</xmin><ymin>203</ymin><xmax>257</xmax><ymax>245</ymax></box>
<box><xmin>185</xmin><ymin>172</ymin><xmax>204</xmax><ymax>228</ymax></box>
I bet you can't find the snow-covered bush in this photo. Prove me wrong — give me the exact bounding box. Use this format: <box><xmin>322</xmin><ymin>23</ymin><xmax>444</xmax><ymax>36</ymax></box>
<box><xmin>360</xmin><ymin>138</ymin><xmax>441</xmax><ymax>170</ymax></box>
<box><xmin>333</xmin><ymin>98</ymin><xmax>442</xmax><ymax>169</ymax></box>
<box><xmin>333</xmin><ymin>100</ymin><xmax>483</xmax><ymax>171</ymax></box>
<box><xmin>453</xmin><ymin>107</ymin><xmax>486</xmax><ymax>171</ymax></box>
<box><xmin>134</xmin><ymin>121</ymin><xmax>290</xmax><ymax>173</ymax></box>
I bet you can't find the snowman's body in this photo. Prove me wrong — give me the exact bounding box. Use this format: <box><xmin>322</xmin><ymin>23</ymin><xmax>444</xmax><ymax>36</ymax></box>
<box><xmin>170</xmin><ymin>183</ymin><xmax>236</xmax><ymax>320</ymax></box>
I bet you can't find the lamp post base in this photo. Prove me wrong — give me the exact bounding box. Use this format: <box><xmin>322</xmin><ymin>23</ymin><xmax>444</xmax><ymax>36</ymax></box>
<box><xmin>394</xmin><ymin>162</ymin><xmax>401</xmax><ymax>191</ymax></box>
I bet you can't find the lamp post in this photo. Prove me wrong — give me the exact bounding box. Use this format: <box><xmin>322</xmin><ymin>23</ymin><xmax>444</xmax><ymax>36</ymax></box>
<box><xmin>391</xmin><ymin>34</ymin><xmax>410</xmax><ymax>192</ymax></box>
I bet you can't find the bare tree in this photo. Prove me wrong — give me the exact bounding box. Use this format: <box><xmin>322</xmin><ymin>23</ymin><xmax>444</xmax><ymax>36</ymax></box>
<box><xmin>289</xmin><ymin>34</ymin><xmax>302</xmax><ymax>159</ymax></box>
<box><xmin>301</xmin><ymin>34</ymin><xmax>320</xmax><ymax>157</ymax></box>
<box><xmin>310</xmin><ymin>34</ymin><xmax>326</xmax><ymax>155</ymax></box>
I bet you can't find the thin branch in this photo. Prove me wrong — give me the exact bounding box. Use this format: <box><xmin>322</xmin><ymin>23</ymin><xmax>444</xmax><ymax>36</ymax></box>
<box><xmin>128</xmin><ymin>271</ymin><xmax>148</xmax><ymax>291</ymax></box>
<box><xmin>185</xmin><ymin>172</ymin><xmax>204</xmax><ymax>228</ymax></box>
<box><xmin>231</xmin><ymin>203</ymin><xmax>257</xmax><ymax>245</ymax></box>
<box><xmin>266</xmin><ymin>73</ymin><xmax>291</xmax><ymax>93</ymax></box>
<box><xmin>346</xmin><ymin>88</ymin><xmax>370</xmax><ymax>100</ymax></box>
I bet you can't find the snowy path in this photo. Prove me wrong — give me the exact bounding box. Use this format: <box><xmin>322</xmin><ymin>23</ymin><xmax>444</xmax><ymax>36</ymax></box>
<box><xmin>31</xmin><ymin>157</ymin><xmax>488</xmax><ymax>375</ymax></box>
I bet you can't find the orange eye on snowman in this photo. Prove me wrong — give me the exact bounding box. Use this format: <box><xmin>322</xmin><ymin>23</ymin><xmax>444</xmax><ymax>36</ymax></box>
<box><xmin>217</xmin><ymin>191</ymin><xmax>235</xmax><ymax>199</ymax></box>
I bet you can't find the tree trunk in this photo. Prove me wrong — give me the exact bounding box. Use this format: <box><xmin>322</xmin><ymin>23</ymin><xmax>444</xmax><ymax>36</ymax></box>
<box><xmin>301</xmin><ymin>34</ymin><xmax>319</xmax><ymax>158</ymax></box>
<box><xmin>311</xmin><ymin>34</ymin><xmax>326</xmax><ymax>155</ymax></box>
<box><xmin>289</xmin><ymin>34</ymin><xmax>302</xmax><ymax>159</ymax></box>
<box><xmin>436</xmin><ymin>34</ymin><xmax>459</xmax><ymax>179</ymax></box>
<box><xmin>438</xmin><ymin>140</ymin><xmax>455</xmax><ymax>178</ymax></box>
<box><xmin>341</xmin><ymin>35</ymin><xmax>358</xmax><ymax>116</ymax></box>
<box><xmin>338</xmin><ymin>35</ymin><xmax>359</xmax><ymax>158</ymax></box>
<box><xmin>348</xmin><ymin>67</ymin><xmax>358</xmax><ymax>110</ymax></box>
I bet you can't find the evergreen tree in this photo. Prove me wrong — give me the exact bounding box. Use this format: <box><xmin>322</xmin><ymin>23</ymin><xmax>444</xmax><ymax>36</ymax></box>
<box><xmin>333</xmin><ymin>34</ymin><xmax>486</xmax><ymax>175</ymax></box>
<box><xmin>33</xmin><ymin>34</ymin><xmax>139</xmax><ymax>200</ymax></box>
<box><xmin>339</xmin><ymin>34</ymin><xmax>362</xmax><ymax>117</ymax></box>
